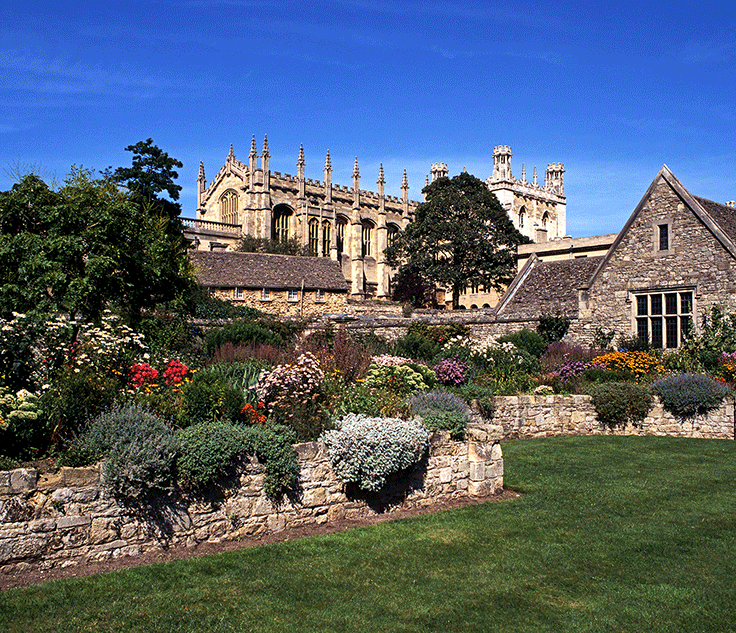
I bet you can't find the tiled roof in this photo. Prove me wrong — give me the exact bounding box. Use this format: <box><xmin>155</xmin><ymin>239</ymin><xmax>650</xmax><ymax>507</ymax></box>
<box><xmin>498</xmin><ymin>256</ymin><xmax>603</xmax><ymax>320</ymax></box>
<box><xmin>693</xmin><ymin>196</ymin><xmax>736</xmax><ymax>244</ymax></box>
<box><xmin>190</xmin><ymin>250</ymin><xmax>349</xmax><ymax>292</ymax></box>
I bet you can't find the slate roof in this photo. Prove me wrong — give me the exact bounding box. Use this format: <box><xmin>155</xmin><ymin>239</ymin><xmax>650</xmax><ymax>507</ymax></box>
<box><xmin>190</xmin><ymin>250</ymin><xmax>349</xmax><ymax>292</ymax></box>
<box><xmin>693</xmin><ymin>196</ymin><xmax>736</xmax><ymax>245</ymax></box>
<box><xmin>496</xmin><ymin>256</ymin><xmax>604</xmax><ymax>320</ymax></box>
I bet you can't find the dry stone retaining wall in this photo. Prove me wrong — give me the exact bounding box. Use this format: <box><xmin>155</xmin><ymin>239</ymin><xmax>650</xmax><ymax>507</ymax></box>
<box><xmin>488</xmin><ymin>395</ymin><xmax>734</xmax><ymax>440</ymax></box>
<box><xmin>0</xmin><ymin>425</ymin><xmax>503</xmax><ymax>574</ymax></box>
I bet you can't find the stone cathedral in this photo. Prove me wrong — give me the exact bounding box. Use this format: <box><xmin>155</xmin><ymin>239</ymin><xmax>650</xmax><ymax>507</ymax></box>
<box><xmin>189</xmin><ymin>136</ymin><xmax>566</xmax><ymax>305</ymax></box>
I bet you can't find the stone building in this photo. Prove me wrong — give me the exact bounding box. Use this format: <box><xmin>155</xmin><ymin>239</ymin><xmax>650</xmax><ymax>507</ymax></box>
<box><xmin>186</xmin><ymin>137</ymin><xmax>566</xmax><ymax>306</ymax></box>
<box><xmin>190</xmin><ymin>250</ymin><xmax>349</xmax><ymax>318</ymax></box>
<box><xmin>496</xmin><ymin>165</ymin><xmax>736</xmax><ymax>348</ymax></box>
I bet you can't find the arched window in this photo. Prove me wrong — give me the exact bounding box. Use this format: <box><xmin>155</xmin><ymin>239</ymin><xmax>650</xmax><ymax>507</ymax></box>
<box><xmin>219</xmin><ymin>189</ymin><xmax>238</xmax><ymax>225</ymax></box>
<box><xmin>272</xmin><ymin>205</ymin><xmax>293</xmax><ymax>243</ymax></box>
<box><xmin>387</xmin><ymin>223</ymin><xmax>399</xmax><ymax>247</ymax></box>
<box><xmin>541</xmin><ymin>212</ymin><xmax>550</xmax><ymax>229</ymax></box>
<box><xmin>336</xmin><ymin>217</ymin><xmax>347</xmax><ymax>257</ymax></box>
<box><xmin>518</xmin><ymin>206</ymin><xmax>526</xmax><ymax>229</ymax></box>
<box><xmin>322</xmin><ymin>220</ymin><xmax>331</xmax><ymax>257</ymax></box>
<box><xmin>308</xmin><ymin>218</ymin><xmax>319</xmax><ymax>256</ymax></box>
<box><xmin>361</xmin><ymin>220</ymin><xmax>374</xmax><ymax>258</ymax></box>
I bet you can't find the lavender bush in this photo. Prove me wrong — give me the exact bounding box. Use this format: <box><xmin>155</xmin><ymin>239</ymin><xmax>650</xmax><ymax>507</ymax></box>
<box><xmin>651</xmin><ymin>373</ymin><xmax>730</xmax><ymax>416</ymax></box>
<box><xmin>408</xmin><ymin>389</ymin><xmax>471</xmax><ymax>438</ymax></box>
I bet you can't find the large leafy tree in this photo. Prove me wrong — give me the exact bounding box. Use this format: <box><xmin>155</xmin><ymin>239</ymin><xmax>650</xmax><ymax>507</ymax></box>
<box><xmin>0</xmin><ymin>168</ymin><xmax>195</xmax><ymax>325</ymax></box>
<box><xmin>112</xmin><ymin>138</ymin><xmax>183</xmax><ymax>225</ymax></box>
<box><xmin>386</xmin><ymin>172</ymin><xmax>530</xmax><ymax>309</ymax></box>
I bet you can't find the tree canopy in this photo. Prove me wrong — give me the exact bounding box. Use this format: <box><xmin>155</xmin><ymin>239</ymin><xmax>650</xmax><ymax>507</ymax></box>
<box><xmin>386</xmin><ymin>171</ymin><xmax>530</xmax><ymax>309</ymax></box>
<box><xmin>112</xmin><ymin>138</ymin><xmax>183</xmax><ymax>224</ymax></box>
<box><xmin>0</xmin><ymin>167</ymin><xmax>195</xmax><ymax>325</ymax></box>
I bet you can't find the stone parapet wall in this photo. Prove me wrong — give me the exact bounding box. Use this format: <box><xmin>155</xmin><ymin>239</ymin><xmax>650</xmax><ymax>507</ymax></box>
<box><xmin>0</xmin><ymin>426</ymin><xmax>503</xmax><ymax>574</ymax></box>
<box><xmin>488</xmin><ymin>395</ymin><xmax>734</xmax><ymax>440</ymax></box>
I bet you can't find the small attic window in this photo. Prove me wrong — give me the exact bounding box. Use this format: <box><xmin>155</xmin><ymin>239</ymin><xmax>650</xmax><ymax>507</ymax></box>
<box><xmin>261</xmin><ymin>288</ymin><xmax>271</xmax><ymax>301</ymax></box>
<box><xmin>316</xmin><ymin>289</ymin><xmax>325</xmax><ymax>302</ymax></box>
<box><xmin>658</xmin><ymin>224</ymin><xmax>669</xmax><ymax>251</ymax></box>
<box><xmin>234</xmin><ymin>287</ymin><xmax>244</xmax><ymax>299</ymax></box>
<box><xmin>287</xmin><ymin>289</ymin><xmax>299</xmax><ymax>302</ymax></box>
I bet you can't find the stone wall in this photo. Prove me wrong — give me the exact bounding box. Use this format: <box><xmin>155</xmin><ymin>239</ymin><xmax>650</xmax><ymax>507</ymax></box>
<box><xmin>488</xmin><ymin>394</ymin><xmax>734</xmax><ymax>440</ymax></box>
<box><xmin>0</xmin><ymin>425</ymin><xmax>503</xmax><ymax>574</ymax></box>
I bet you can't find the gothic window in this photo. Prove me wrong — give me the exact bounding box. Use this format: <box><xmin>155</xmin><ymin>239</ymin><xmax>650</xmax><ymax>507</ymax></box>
<box><xmin>322</xmin><ymin>220</ymin><xmax>331</xmax><ymax>257</ymax></box>
<box><xmin>635</xmin><ymin>290</ymin><xmax>693</xmax><ymax>348</ymax></box>
<box><xmin>361</xmin><ymin>220</ymin><xmax>374</xmax><ymax>258</ymax></box>
<box><xmin>308</xmin><ymin>218</ymin><xmax>319</xmax><ymax>256</ymax></box>
<box><xmin>336</xmin><ymin>217</ymin><xmax>347</xmax><ymax>257</ymax></box>
<box><xmin>219</xmin><ymin>189</ymin><xmax>239</xmax><ymax>225</ymax></box>
<box><xmin>518</xmin><ymin>206</ymin><xmax>526</xmax><ymax>229</ymax></box>
<box><xmin>541</xmin><ymin>212</ymin><xmax>549</xmax><ymax>229</ymax></box>
<box><xmin>387</xmin><ymin>223</ymin><xmax>399</xmax><ymax>247</ymax></box>
<box><xmin>272</xmin><ymin>206</ymin><xmax>293</xmax><ymax>243</ymax></box>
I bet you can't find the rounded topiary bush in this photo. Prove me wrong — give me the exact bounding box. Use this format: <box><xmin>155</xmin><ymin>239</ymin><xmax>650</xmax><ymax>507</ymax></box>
<box><xmin>84</xmin><ymin>404</ymin><xmax>179</xmax><ymax>500</ymax></box>
<box><xmin>588</xmin><ymin>381</ymin><xmax>653</xmax><ymax>427</ymax></box>
<box><xmin>651</xmin><ymin>373</ymin><xmax>730</xmax><ymax>417</ymax></box>
<box><xmin>321</xmin><ymin>413</ymin><xmax>429</xmax><ymax>491</ymax></box>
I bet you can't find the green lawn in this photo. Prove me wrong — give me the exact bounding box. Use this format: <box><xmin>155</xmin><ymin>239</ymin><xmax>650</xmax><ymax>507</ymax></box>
<box><xmin>2</xmin><ymin>435</ymin><xmax>735</xmax><ymax>632</ymax></box>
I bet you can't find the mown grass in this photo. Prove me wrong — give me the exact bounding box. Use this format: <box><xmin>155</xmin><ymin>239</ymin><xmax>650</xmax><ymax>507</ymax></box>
<box><xmin>1</xmin><ymin>435</ymin><xmax>735</xmax><ymax>632</ymax></box>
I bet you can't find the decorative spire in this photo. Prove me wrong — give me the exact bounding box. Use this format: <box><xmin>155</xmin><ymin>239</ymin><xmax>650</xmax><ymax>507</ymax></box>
<box><xmin>521</xmin><ymin>163</ymin><xmax>526</xmax><ymax>182</ymax></box>
<box><xmin>533</xmin><ymin>166</ymin><xmax>538</xmax><ymax>185</ymax></box>
<box><xmin>402</xmin><ymin>169</ymin><xmax>408</xmax><ymax>189</ymax></box>
<box><xmin>249</xmin><ymin>135</ymin><xmax>257</xmax><ymax>157</ymax></box>
<box><xmin>353</xmin><ymin>157</ymin><xmax>360</xmax><ymax>178</ymax></box>
<box><xmin>377</xmin><ymin>163</ymin><xmax>385</xmax><ymax>186</ymax></box>
<box><xmin>198</xmin><ymin>161</ymin><xmax>205</xmax><ymax>180</ymax></box>
<box><xmin>298</xmin><ymin>143</ymin><xmax>305</xmax><ymax>168</ymax></box>
<box><xmin>227</xmin><ymin>144</ymin><xmax>235</xmax><ymax>161</ymax></box>
<box><xmin>262</xmin><ymin>135</ymin><xmax>270</xmax><ymax>158</ymax></box>
<box><xmin>324</xmin><ymin>150</ymin><xmax>331</xmax><ymax>171</ymax></box>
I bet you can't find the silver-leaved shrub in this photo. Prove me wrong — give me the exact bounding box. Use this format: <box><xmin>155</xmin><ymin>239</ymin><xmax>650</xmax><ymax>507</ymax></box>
<box><xmin>321</xmin><ymin>413</ymin><xmax>429</xmax><ymax>491</ymax></box>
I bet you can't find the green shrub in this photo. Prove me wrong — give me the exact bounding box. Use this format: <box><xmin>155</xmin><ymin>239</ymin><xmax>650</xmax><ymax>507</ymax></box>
<box><xmin>408</xmin><ymin>389</ymin><xmax>471</xmax><ymax>439</ymax></box>
<box><xmin>498</xmin><ymin>329</ymin><xmax>547</xmax><ymax>358</ymax></box>
<box><xmin>588</xmin><ymin>382</ymin><xmax>653</xmax><ymax>427</ymax></box>
<box><xmin>651</xmin><ymin>373</ymin><xmax>730</xmax><ymax>417</ymax></box>
<box><xmin>177</xmin><ymin>421</ymin><xmax>247</xmax><ymax>487</ymax></box>
<box><xmin>177</xmin><ymin>420</ymin><xmax>298</xmax><ymax>499</ymax></box>
<box><xmin>205</xmin><ymin>320</ymin><xmax>286</xmax><ymax>356</ymax></box>
<box><xmin>322</xmin><ymin>413</ymin><xmax>429</xmax><ymax>491</ymax></box>
<box><xmin>0</xmin><ymin>456</ymin><xmax>19</xmax><ymax>470</ymax></box>
<box><xmin>364</xmin><ymin>362</ymin><xmax>436</xmax><ymax>395</ymax></box>
<box><xmin>177</xmin><ymin>369</ymin><xmax>246</xmax><ymax>427</ymax></box>
<box><xmin>537</xmin><ymin>312</ymin><xmax>570</xmax><ymax>345</ymax></box>
<box><xmin>84</xmin><ymin>404</ymin><xmax>179</xmax><ymax>500</ymax></box>
<box><xmin>393</xmin><ymin>332</ymin><xmax>440</xmax><ymax>361</ymax></box>
<box><xmin>55</xmin><ymin>435</ymin><xmax>102</xmax><ymax>469</ymax></box>
<box><xmin>40</xmin><ymin>366</ymin><xmax>121</xmax><ymax>442</ymax></box>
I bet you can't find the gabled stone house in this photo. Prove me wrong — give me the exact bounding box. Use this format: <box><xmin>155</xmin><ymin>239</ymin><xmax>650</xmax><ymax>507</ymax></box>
<box><xmin>190</xmin><ymin>250</ymin><xmax>349</xmax><ymax>317</ymax></box>
<box><xmin>496</xmin><ymin>166</ymin><xmax>736</xmax><ymax>347</ymax></box>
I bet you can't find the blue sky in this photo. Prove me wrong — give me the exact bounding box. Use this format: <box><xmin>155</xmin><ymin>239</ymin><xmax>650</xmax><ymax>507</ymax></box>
<box><xmin>1</xmin><ymin>0</ymin><xmax>734</xmax><ymax>237</ymax></box>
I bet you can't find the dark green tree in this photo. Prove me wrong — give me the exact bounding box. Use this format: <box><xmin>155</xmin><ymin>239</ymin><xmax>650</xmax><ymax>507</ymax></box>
<box><xmin>112</xmin><ymin>138</ymin><xmax>183</xmax><ymax>224</ymax></box>
<box><xmin>386</xmin><ymin>172</ymin><xmax>530</xmax><ymax>309</ymax></box>
<box><xmin>0</xmin><ymin>168</ymin><xmax>195</xmax><ymax>324</ymax></box>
